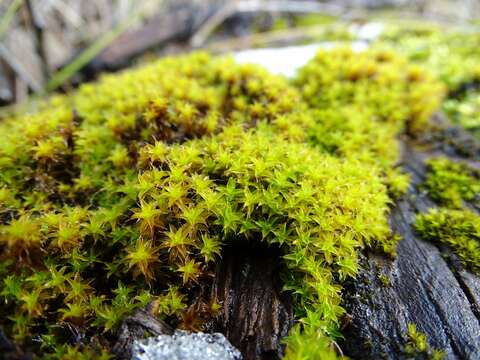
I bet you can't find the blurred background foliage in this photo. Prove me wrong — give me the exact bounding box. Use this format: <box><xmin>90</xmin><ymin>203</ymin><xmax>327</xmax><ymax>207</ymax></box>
<box><xmin>0</xmin><ymin>0</ymin><xmax>479</xmax><ymax>108</ymax></box>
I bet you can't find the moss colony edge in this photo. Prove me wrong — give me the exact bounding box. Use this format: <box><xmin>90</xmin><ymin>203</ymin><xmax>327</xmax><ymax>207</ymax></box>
<box><xmin>0</xmin><ymin>49</ymin><xmax>445</xmax><ymax>359</ymax></box>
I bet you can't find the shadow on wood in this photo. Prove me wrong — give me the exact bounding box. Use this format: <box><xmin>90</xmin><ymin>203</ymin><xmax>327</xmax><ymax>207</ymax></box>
<box><xmin>341</xmin><ymin>116</ymin><xmax>480</xmax><ymax>360</ymax></box>
<box><xmin>211</xmin><ymin>240</ymin><xmax>294</xmax><ymax>360</ymax></box>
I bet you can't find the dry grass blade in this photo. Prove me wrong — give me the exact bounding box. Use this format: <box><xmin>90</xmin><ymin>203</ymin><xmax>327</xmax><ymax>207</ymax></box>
<box><xmin>45</xmin><ymin>3</ymin><xmax>152</xmax><ymax>92</ymax></box>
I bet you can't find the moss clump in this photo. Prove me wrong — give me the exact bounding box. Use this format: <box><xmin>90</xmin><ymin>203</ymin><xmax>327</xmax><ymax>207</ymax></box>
<box><xmin>376</xmin><ymin>26</ymin><xmax>480</xmax><ymax>140</ymax></box>
<box><xmin>0</xmin><ymin>48</ymin><xmax>443</xmax><ymax>358</ymax></box>
<box><xmin>294</xmin><ymin>47</ymin><xmax>444</xmax><ymax>205</ymax></box>
<box><xmin>285</xmin><ymin>48</ymin><xmax>443</xmax><ymax>355</ymax></box>
<box><xmin>416</xmin><ymin>157</ymin><xmax>479</xmax><ymax>274</ymax></box>
<box><xmin>423</xmin><ymin>157</ymin><xmax>480</xmax><ymax>209</ymax></box>
<box><xmin>378</xmin><ymin>26</ymin><xmax>480</xmax><ymax>93</ymax></box>
<box><xmin>0</xmin><ymin>53</ymin><xmax>314</xmax><ymax>358</ymax></box>
<box><xmin>404</xmin><ymin>323</ymin><xmax>446</xmax><ymax>360</ymax></box>
<box><xmin>443</xmin><ymin>90</ymin><xmax>480</xmax><ymax>139</ymax></box>
<box><xmin>295</xmin><ymin>47</ymin><xmax>444</xmax><ymax>134</ymax></box>
<box><xmin>380</xmin><ymin>26</ymin><xmax>480</xmax><ymax>274</ymax></box>
<box><xmin>415</xmin><ymin>208</ymin><xmax>480</xmax><ymax>273</ymax></box>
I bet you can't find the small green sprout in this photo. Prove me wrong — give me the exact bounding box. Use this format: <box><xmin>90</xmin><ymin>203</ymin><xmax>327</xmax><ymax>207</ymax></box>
<box><xmin>125</xmin><ymin>237</ymin><xmax>159</xmax><ymax>282</ymax></box>
<box><xmin>20</xmin><ymin>289</ymin><xmax>45</xmax><ymax>318</ymax></box>
<box><xmin>177</xmin><ymin>259</ymin><xmax>202</xmax><ymax>284</ymax></box>
<box><xmin>152</xmin><ymin>286</ymin><xmax>186</xmax><ymax>317</ymax></box>
<box><xmin>51</xmin><ymin>222</ymin><xmax>82</xmax><ymax>252</ymax></box>
<box><xmin>32</xmin><ymin>136</ymin><xmax>67</xmax><ymax>163</ymax></box>
<box><xmin>108</xmin><ymin>145</ymin><xmax>130</xmax><ymax>168</ymax></box>
<box><xmin>200</xmin><ymin>234</ymin><xmax>222</xmax><ymax>263</ymax></box>
<box><xmin>59</xmin><ymin>303</ymin><xmax>90</xmax><ymax>324</ymax></box>
<box><xmin>379</xmin><ymin>274</ymin><xmax>392</xmax><ymax>287</ymax></box>
<box><xmin>131</xmin><ymin>201</ymin><xmax>164</xmax><ymax>235</ymax></box>
<box><xmin>161</xmin><ymin>226</ymin><xmax>194</xmax><ymax>262</ymax></box>
<box><xmin>405</xmin><ymin>323</ymin><xmax>446</xmax><ymax>360</ymax></box>
<box><xmin>0</xmin><ymin>214</ymin><xmax>42</xmax><ymax>262</ymax></box>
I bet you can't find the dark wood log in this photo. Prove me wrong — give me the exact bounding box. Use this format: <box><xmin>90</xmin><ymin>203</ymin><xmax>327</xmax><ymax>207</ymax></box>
<box><xmin>341</xmin><ymin>116</ymin><xmax>480</xmax><ymax>360</ymax></box>
<box><xmin>112</xmin><ymin>309</ymin><xmax>173</xmax><ymax>359</ymax></box>
<box><xmin>210</xmin><ymin>241</ymin><xmax>294</xmax><ymax>360</ymax></box>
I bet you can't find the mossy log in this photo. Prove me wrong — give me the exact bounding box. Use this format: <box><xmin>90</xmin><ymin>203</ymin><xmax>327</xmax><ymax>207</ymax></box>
<box><xmin>0</xmin><ymin>47</ymin><xmax>476</xmax><ymax>359</ymax></box>
<box><xmin>341</xmin><ymin>116</ymin><xmax>480</xmax><ymax>360</ymax></box>
<box><xmin>108</xmin><ymin>115</ymin><xmax>480</xmax><ymax>360</ymax></box>
<box><xmin>160</xmin><ymin>115</ymin><xmax>479</xmax><ymax>360</ymax></box>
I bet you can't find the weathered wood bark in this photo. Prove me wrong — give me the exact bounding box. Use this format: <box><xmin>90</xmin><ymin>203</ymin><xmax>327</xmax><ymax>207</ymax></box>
<box><xmin>112</xmin><ymin>309</ymin><xmax>173</xmax><ymax>359</ymax></box>
<box><xmin>341</xmin><ymin>116</ymin><xmax>480</xmax><ymax>360</ymax></box>
<box><xmin>210</xmin><ymin>241</ymin><xmax>294</xmax><ymax>360</ymax></box>
<box><xmin>0</xmin><ymin>327</ymin><xmax>29</xmax><ymax>360</ymax></box>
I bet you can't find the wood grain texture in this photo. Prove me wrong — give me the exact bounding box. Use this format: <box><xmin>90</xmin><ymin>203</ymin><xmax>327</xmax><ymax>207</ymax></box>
<box><xmin>211</xmin><ymin>242</ymin><xmax>294</xmax><ymax>360</ymax></box>
<box><xmin>341</xmin><ymin>117</ymin><xmax>480</xmax><ymax>360</ymax></box>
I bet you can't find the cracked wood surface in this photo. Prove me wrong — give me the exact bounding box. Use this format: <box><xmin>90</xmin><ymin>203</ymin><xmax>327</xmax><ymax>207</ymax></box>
<box><xmin>341</xmin><ymin>118</ymin><xmax>480</xmax><ymax>360</ymax></box>
<box><xmin>211</xmin><ymin>242</ymin><xmax>294</xmax><ymax>360</ymax></box>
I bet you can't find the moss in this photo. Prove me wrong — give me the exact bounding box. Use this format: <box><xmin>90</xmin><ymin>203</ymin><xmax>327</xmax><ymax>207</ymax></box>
<box><xmin>443</xmin><ymin>90</ymin><xmax>480</xmax><ymax>139</ymax></box>
<box><xmin>378</xmin><ymin>274</ymin><xmax>391</xmax><ymax>288</ymax></box>
<box><xmin>374</xmin><ymin>25</ymin><xmax>480</xmax><ymax>141</ymax></box>
<box><xmin>294</xmin><ymin>48</ymin><xmax>442</xmax><ymax>204</ymax></box>
<box><xmin>0</xmin><ymin>48</ymin><xmax>443</xmax><ymax>358</ymax></box>
<box><xmin>377</xmin><ymin>25</ymin><xmax>480</xmax><ymax>93</ymax></box>
<box><xmin>295</xmin><ymin>47</ymin><xmax>445</xmax><ymax>134</ymax></box>
<box><xmin>382</xmin><ymin>27</ymin><xmax>480</xmax><ymax>276</ymax></box>
<box><xmin>415</xmin><ymin>208</ymin><xmax>480</xmax><ymax>273</ymax></box>
<box><xmin>284</xmin><ymin>325</ymin><xmax>346</xmax><ymax>360</ymax></box>
<box><xmin>423</xmin><ymin>157</ymin><xmax>480</xmax><ymax>209</ymax></box>
<box><xmin>404</xmin><ymin>323</ymin><xmax>446</xmax><ymax>360</ymax></box>
<box><xmin>416</xmin><ymin>158</ymin><xmax>480</xmax><ymax>274</ymax></box>
<box><xmin>270</xmin><ymin>15</ymin><xmax>353</xmax><ymax>41</ymax></box>
<box><xmin>288</xmin><ymin>47</ymin><xmax>442</xmax><ymax>354</ymax></box>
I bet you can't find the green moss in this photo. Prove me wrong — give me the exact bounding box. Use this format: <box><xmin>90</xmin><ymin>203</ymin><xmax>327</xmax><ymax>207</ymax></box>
<box><xmin>288</xmin><ymin>47</ymin><xmax>442</xmax><ymax>353</ymax></box>
<box><xmin>415</xmin><ymin>208</ymin><xmax>480</xmax><ymax>272</ymax></box>
<box><xmin>443</xmin><ymin>90</ymin><xmax>480</xmax><ymax>138</ymax></box>
<box><xmin>377</xmin><ymin>26</ymin><xmax>480</xmax><ymax>93</ymax></box>
<box><xmin>423</xmin><ymin>157</ymin><xmax>480</xmax><ymax>208</ymax></box>
<box><xmin>415</xmin><ymin>158</ymin><xmax>480</xmax><ymax>274</ymax></box>
<box><xmin>284</xmin><ymin>324</ymin><xmax>346</xmax><ymax>360</ymax></box>
<box><xmin>378</xmin><ymin>274</ymin><xmax>391</xmax><ymax>287</ymax></box>
<box><xmin>374</xmin><ymin>25</ymin><xmax>480</xmax><ymax>140</ymax></box>
<box><xmin>270</xmin><ymin>15</ymin><xmax>352</xmax><ymax>42</ymax></box>
<box><xmin>295</xmin><ymin>47</ymin><xmax>444</xmax><ymax>205</ymax></box>
<box><xmin>295</xmin><ymin>47</ymin><xmax>444</xmax><ymax>134</ymax></box>
<box><xmin>404</xmin><ymin>323</ymin><xmax>446</xmax><ymax>360</ymax></box>
<box><xmin>0</xmin><ymin>48</ymin><xmax>443</xmax><ymax>358</ymax></box>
